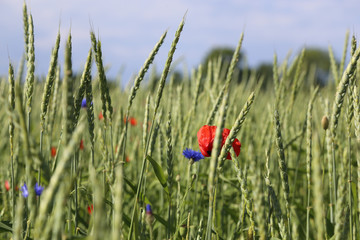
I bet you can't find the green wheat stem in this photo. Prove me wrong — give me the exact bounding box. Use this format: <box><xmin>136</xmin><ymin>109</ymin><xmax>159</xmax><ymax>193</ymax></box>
<box><xmin>39</xmin><ymin>31</ymin><xmax>60</xmax><ymax>192</ymax></box>
<box><xmin>205</xmin><ymin>94</ymin><xmax>228</xmax><ymax>240</ymax></box>
<box><xmin>123</xmin><ymin>31</ymin><xmax>166</xmax><ymax>187</ymax></box>
<box><xmin>174</xmin><ymin>175</ymin><xmax>197</xmax><ymax>238</ymax></box>
<box><xmin>128</xmin><ymin>17</ymin><xmax>185</xmax><ymax>240</ymax></box>
<box><xmin>166</xmin><ymin>111</ymin><xmax>173</xmax><ymax>239</ymax></box>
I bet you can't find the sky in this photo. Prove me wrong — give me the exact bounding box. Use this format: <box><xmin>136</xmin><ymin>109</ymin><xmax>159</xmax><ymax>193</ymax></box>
<box><xmin>1</xmin><ymin>0</ymin><xmax>360</xmax><ymax>84</ymax></box>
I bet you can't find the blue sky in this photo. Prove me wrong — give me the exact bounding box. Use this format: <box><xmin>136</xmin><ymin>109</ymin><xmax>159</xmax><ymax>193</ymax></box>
<box><xmin>1</xmin><ymin>0</ymin><xmax>360</xmax><ymax>83</ymax></box>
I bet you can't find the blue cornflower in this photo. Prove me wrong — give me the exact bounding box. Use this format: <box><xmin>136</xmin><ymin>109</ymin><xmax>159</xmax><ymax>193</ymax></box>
<box><xmin>81</xmin><ymin>98</ymin><xmax>93</xmax><ymax>108</ymax></box>
<box><xmin>21</xmin><ymin>183</ymin><xmax>28</xmax><ymax>198</ymax></box>
<box><xmin>183</xmin><ymin>148</ymin><xmax>204</xmax><ymax>162</ymax></box>
<box><xmin>146</xmin><ymin>204</ymin><xmax>152</xmax><ymax>215</ymax></box>
<box><xmin>145</xmin><ymin>204</ymin><xmax>154</xmax><ymax>224</ymax></box>
<box><xmin>81</xmin><ymin>98</ymin><xmax>87</xmax><ymax>108</ymax></box>
<box><xmin>34</xmin><ymin>182</ymin><xmax>44</xmax><ymax>196</ymax></box>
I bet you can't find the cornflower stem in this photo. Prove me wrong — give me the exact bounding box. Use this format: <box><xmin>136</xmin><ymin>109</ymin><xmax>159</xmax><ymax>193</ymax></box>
<box><xmin>38</xmin><ymin>130</ymin><xmax>43</xmax><ymax>209</ymax></box>
<box><xmin>186</xmin><ymin>162</ymin><xmax>192</xmax><ymax>202</ymax></box>
<box><xmin>174</xmin><ymin>176</ymin><xmax>196</xmax><ymax>238</ymax></box>
<box><xmin>192</xmin><ymin>161</ymin><xmax>200</xmax><ymax>223</ymax></box>
<box><xmin>128</xmin><ymin>114</ymin><xmax>156</xmax><ymax>240</ymax></box>
<box><xmin>149</xmin><ymin>223</ymin><xmax>154</xmax><ymax>240</ymax></box>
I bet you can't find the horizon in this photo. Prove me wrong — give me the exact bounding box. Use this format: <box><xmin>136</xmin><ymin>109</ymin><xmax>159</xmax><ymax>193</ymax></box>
<box><xmin>1</xmin><ymin>1</ymin><xmax>359</xmax><ymax>84</ymax></box>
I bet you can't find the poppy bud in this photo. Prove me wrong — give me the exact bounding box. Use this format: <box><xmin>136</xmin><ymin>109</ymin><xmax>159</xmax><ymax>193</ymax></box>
<box><xmin>321</xmin><ymin>116</ymin><xmax>329</xmax><ymax>130</ymax></box>
<box><xmin>4</xmin><ymin>180</ymin><xmax>10</xmax><ymax>191</ymax></box>
<box><xmin>80</xmin><ymin>139</ymin><xmax>84</xmax><ymax>150</ymax></box>
<box><xmin>87</xmin><ymin>204</ymin><xmax>94</xmax><ymax>215</ymax></box>
<box><xmin>51</xmin><ymin>147</ymin><xmax>57</xmax><ymax>158</ymax></box>
<box><xmin>98</xmin><ymin>112</ymin><xmax>104</xmax><ymax>120</ymax></box>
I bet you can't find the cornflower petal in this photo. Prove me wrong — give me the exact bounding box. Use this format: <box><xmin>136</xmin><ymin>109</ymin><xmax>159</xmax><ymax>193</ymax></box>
<box><xmin>182</xmin><ymin>148</ymin><xmax>204</xmax><ymax>162</ymax></box>
<box><xmin>21</xmin><ymin>183</ymin><xmax>29</xmax><ymax>198</ymax></box>
<box><xmin>34</xmin><ymin>182</ymin><xmax>44</xmax><ymax>196</ymax></box>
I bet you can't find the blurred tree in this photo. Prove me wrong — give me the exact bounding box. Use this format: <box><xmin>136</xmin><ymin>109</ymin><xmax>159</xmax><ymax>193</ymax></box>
<box><xmin>202</xmin><ymin>47</ymin><xmax>245</xmax><ymax>83</ymax></box>
<box><xmin>302</xmin><ymin>48</ymin><xmax>332</xmax><ymax>86</ymax></box>
<box><xmin>255</xmin><ymin>48</ymin><xmax>334</xmax><ymax>88</ymax></box>
<box><xmin>256</xmin><ymin>63</ymin><xmax>273</xmax><ymax>89</ymax></box>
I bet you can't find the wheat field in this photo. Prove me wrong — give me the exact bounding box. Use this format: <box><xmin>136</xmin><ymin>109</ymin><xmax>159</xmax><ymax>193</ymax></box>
<box><xmin>1</xmin><ymin>3</ymin><xmax>360</xmax><ymax>240</ymax></box>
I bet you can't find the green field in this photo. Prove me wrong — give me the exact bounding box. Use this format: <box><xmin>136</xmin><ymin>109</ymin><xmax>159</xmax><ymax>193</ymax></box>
<box><xmin>1</xmin><ymin>4</ymin><xmax>360</xmax><ymax>240</ymax></box>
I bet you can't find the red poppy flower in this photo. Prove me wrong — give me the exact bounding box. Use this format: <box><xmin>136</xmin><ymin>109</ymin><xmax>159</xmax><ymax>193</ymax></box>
<box><xmin>88</xmin><ymin>204</ymin><xmax>94</xmax><ymax>215</ymax></box>
<box><xmin>197</xmin><ymin>125</ymin><xmax>241</xmax><ymax>160</ymax></box>
<box><xmin>130</xmin><ymin>117</ymin><xmax>137</xmax><ymax>126</ymax></box>
<box><xmin>98</xmin><ymin>112</ymin><xmax>104</xmax><ymax>120</ymax></box>
<box><xmin>4</xmin><ymin>180</ymin><xmax>10</xmax><ymax>191</ymax></box>
<box><xmin>80</xmin><ymin>139</ymin><xmax>84</xmax><ymax>150</ymax></box>
<box><xmin>51</xmin><ymin>147</ymin><xmax>57</xmax><ymax>158</ymax></box>
<box><xmin>126</xmin><ymin>156</ymin><xmax>130</xmax><ymax>163</ymax></box>
<box><xmin>124</xmin><ymin>117</ymin><xmax>137</xmax><ymax>126</ymax></box>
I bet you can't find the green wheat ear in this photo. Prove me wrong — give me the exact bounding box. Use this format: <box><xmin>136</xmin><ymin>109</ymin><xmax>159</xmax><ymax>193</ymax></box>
<box><xmin>40</xmin><ymin>31</ymin><xmax>60</xmax><ymax>132</ymax></box>
<box><xmin>330</xmin><ymin>45</ymin><xmax>360</xmax><ymax>138</ymax></box>
<box><xmin>127</xmin><ymin>31</ymin><xmax>167</xmax><ymax>115</ymax></box>
<box><xmin>25</xmin><ymin>13</ymin><xmax>35</xmax><ymax>114</ymax></box>
<box><xmin>273</xmin><ymin>109</ymin><xmax>291</xmax><ymax>237</ymax></box>
<box><xmin>154</xmin><ymin>17</ymin><xmax>185</xmax><ymax>116</ymax></box>
<box><xmin>334</xmin><ymin>150</ymin><xmax>350</xmax><ymax>240</ymax></box>
<box><xmin>8</xmin><ymin>63</ymin><xmax>15</xmax><ymax>152</ymax></box>
<box><xmin>218</xmin><ymin>91</ymin><xmax>255</xmax><ymax>169</ymax></box>
<box><xmin>265</xmin><ymin>151</ymin><xmax>287</xmax><ymax>240</ymax></box>
<box><xmin>73</xmin><ymin>49</ymin><xmax>92</xmax><ymax>128</ymax></box>
<box><xmin>22</xmin><ymin>2</ymin><xmax>29</xmax><ymax>60</ymax></box>
<box><xmin>62</xmin><ymin>33</ymin><xmax>74</xmax><ymax>144</ymax></box>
